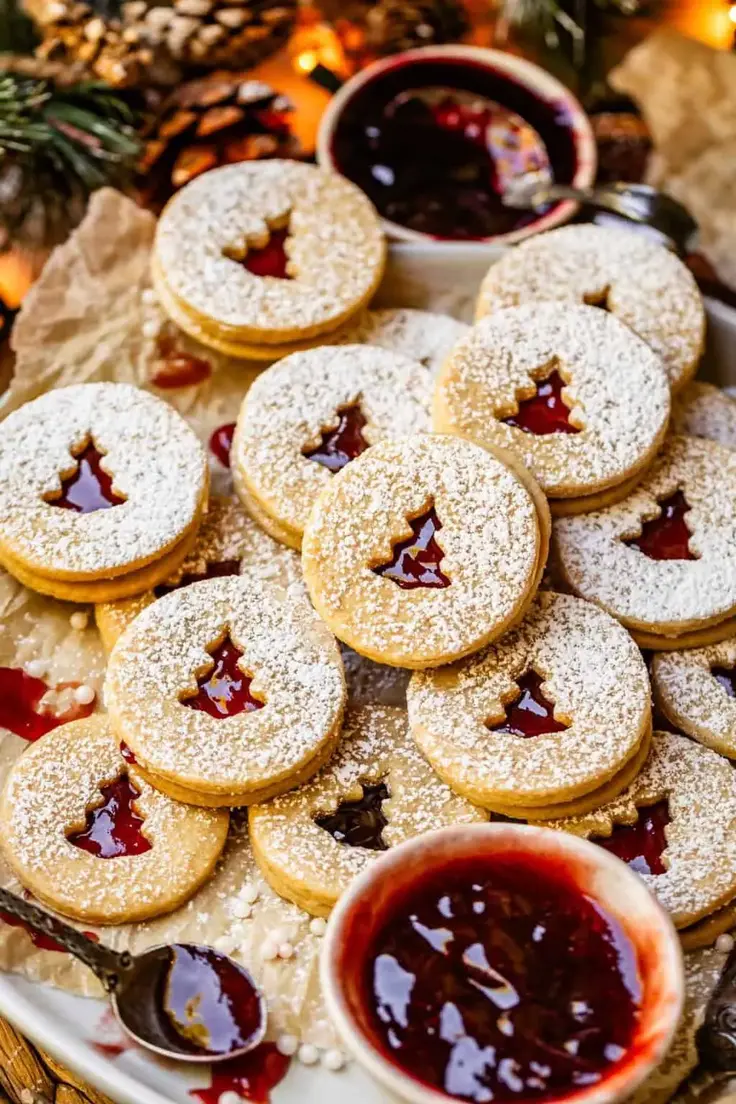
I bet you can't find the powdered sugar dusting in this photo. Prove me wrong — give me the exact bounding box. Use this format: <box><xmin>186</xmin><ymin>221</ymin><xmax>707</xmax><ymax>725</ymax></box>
<box><xmin>338</xmin><ymin>308</ymin><xmax>469</xmax><ymax>375</ymax></box>
<box><xmin>652</xmin><ymin>639</ymin><xmax>736</xmax><ymax>757</ymax></box>
<box><xmin>672</xmin><ymin>381</ymin><xmax>736</xmax><ymax>450</ymax></box>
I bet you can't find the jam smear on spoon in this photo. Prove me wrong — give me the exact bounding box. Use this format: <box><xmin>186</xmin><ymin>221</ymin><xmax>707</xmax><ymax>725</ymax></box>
<box><xmin>67</xmin><ymin>773</ymin><xmax>152</xmax><ymax>859</ymax></box>
<box><xmin>0</xmin><ymin>668</ymin><xmax>95</xmax><ymax>741</ymax></box>
<box><xmin>361</xmin><ymin>851</ymin><xmax>641</xmax><ymax>1102</ymax></box>
<box><xmin>155</xmin><ymin>560</ymin><xmax>241</xmax><ymax>598</ymax></box>
<box><xmin>316</xmin><ymin>782</ymin><xmax>390</xmax><ymax>851</ymax></box>
<box><xmin>164</xmin><ymin>945</ymin><xmax>263</xmax><ymax>1054</ymax></box>
<box><xmin>241</xmin><ymin>228</ymin><xmax>291</xmax><ymax>280</ymax></box>
<box><xmin>50</xmin><ymin>442</ymin><xmax>125</xmax><ymax>514</ymax></box>
<box><xmin>182</xmin><ymin>636</ymin><xmax>265</xmax><ymax>719</ymax></box>
<box><xmin>624</xmin><ymin>491</ymin><xmax>696</xmax><ymax>561</ymax></box>
<box><xmin>503</xmin><ymin>369</ymin><xmax>581</xmax><ymax>436</ymax></box>
<box><xmin>209</xmin><ymin>422</ymin><xmax>236</xmax><ymax>468</ymax></box>
<box><xmin>489</xmin><ymin>671</ymin><xmax>569</xmax><ymax>738</ymax></box>
<box><xmin>595</xmin><ymin>802</ymin><xmax>670</xmax><ymax>876</ymax></box>
<box><xmin>192</xmin><ymin>1044</ymin><xmax>290</xmax><ymax>1104</ymax></box>
<box><xmin>374</xmin><ymin>507</ymin><xmax>450</xmax><ymax>590</ymax></box>
<box><xmin>303</xmin><ymin>404</ymin><xmax>369</xmax><ymax>472</ymax></box>
<box><xmin>711</xmin><ymin>667</ymin><xmax>736</xmax><ymax>699</ymax></box>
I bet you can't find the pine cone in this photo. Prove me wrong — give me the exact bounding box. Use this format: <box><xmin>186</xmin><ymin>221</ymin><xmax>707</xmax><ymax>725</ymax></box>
<box><xmin>26</xmin><ymin>0</ymin><xmax>297</xmax><ymax>87</ymax></box>
<box><xmin>138</xmin><ymin>72</ymin><xmax>300</xmax><ymax>208</ymax></box>
<box><xmin>364</xmin><ymin>0</ymin><xmax>469</xmax><ymax>56</ymax></box>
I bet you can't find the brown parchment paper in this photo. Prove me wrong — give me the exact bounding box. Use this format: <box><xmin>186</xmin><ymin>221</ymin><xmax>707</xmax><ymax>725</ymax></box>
<box><xmin>0</xmin><ymin>188</ymin><xmax>729</xmax><ymax>1090</ymax></box>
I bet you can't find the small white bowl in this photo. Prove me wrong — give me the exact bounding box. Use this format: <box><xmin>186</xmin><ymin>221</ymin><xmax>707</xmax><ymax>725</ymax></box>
<box><xmin>317</xmin><ymin>45</ymin><xmax>597</xmax><ymax>245</ymax></box>
<box><xmin>321</xmin><ymin>822</ymin><xmax>684</xmax><ymax>1104</ymax></box>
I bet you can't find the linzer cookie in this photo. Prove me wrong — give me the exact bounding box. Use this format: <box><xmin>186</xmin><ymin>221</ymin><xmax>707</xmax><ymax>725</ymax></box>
<box><xmin>434</xmin><ymin>303</ymin><xmax>670</xmax><ymax>511</ymax></box>
<box><xmin>301</xmin><ymin>434</ymin><xmax>550</xmax><ymax>669</ymax></box>
<box><xmin>95</xmin><ymin>496</ymin><xmax>300</xmax><ymax>652</ymax></box>
<box><xmin>0</xmin><ymin>383</ymin><xmax>208</xmax><ymax>603</ymax></box>
<box><xmin>152</xmin><ymin>161</ymin><xmax>386</xmax><ymax>360</ymax></box>
<box><xmin>553</xmin><ymin>435</ymin><xmax>736</xmax><ymax>645</ymax></box>
<box><xmin>406</xmin><ymin>591</ymin><xmax>651</xmax><ymax>818</ymax></box>
<box><xmin>105</xmin><ymin>575</ymin><xmax>346</xmax><ymax>807</ymax></box>
<box><xmin>544</xmin><ymin>731</ymin><xmax>736</xmax><ymax>947</ymax></box>
<box><xmin>0</xmin><ymin>717</ymin><xmax>229</xmax><ymax>925</ymax></box>
<box><xmin>475</xmin><ymin>224</ymin><xmax>705</xmax><ymax>392</ymax></box>
<box><xmin>651</xmin><ymin>642</ymin><xmax>736</xmax><ymax>759</ymax></box>
<box><xmin>672</xmin><ymin>381</ymin><xmax>736</xmax><ymax>450</ymax></box>
<box><xmin>338</xmin><ymin>308</ymin><xmax>469</xmax><ymax>375</ymax></box>
<box><xmin>232</xmin><ymin>345</ymin><xmax>432</xmax><ymax>551</ymax></box>
<box><xmin>249</xmin><ymin>704</ymin><xmax>487</xmax><ymax>917</ymax></box>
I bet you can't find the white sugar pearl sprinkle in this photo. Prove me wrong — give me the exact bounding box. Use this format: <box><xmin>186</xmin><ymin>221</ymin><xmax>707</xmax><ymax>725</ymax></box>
<box><xmin>309</xmin><ymin>917</ymin><xmax>327</xmax><ymax>938</ymax></box>
<box><xmin>322</xmin><ymin>1048</ymin><xmax>346</xmax><ymax>1072</ymax></box>
<box><xmin>230</xmin><ymin>899</ymin><xmax>252</xmax><ymax>920</ymax></box>
<box><xmin>74</xmin><ymin>684</ymin><xmax>96</xmax><ymax>706</ymax></box>
<box><xmin>276</xmin><ymin>1034</ymin><xmax>299</xmax><ymax>1057</ymax></box>
<box><xmin>240</xmin><ymin>882</ymin><xmax>260</xmax><ymax>904</ymax></box>
<box><xmin>716</xmin><ymin>933</ymin><xmax>735</xmax><ymax>954</ymax></box>
<box><xmin>24</xmin><ymin>659</ymin><xmax>47</xmax><ymax>679</ymax></box>
<box><xmin>298</xmin><ymin>1043</ymin><xmax>319</xmax><ymax>1067</ymax></box>
<box><xmin>277</xmin><ymin>942</ymin><xmax>294</xmax><ymax>960</ymax></box>
<box><xmin>214</xmin><ymin>934</ymin><xmax>236</xmax><ymax>954</ymax></box>
<box><xmin>70</xmin><ymin>610</ymin><xmax>89</xmax><ymax>630</ymax></box>
<box><xmin>262</xmin><ymin>940</ymin><xmax>279</xmax><ymax>962</ymax></box>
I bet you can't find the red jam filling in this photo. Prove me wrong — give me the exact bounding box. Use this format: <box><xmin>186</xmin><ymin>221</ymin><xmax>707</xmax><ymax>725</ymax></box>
<box><xmin>316</xmin><ymin>782</ymin><xmax>390</xmax><ymax>851</ymax></box>
<box><xmin>489</xmin><ymin>671</ymin><xmax>569</xmax><ymax>739</ymax></box>
<box><xmin>625</xmin><ymin>491</ymin><xmax>696</xmax><ymax>562</ymax></box>
<box><xmin>155</xmin><ymin>559</ymin><xmax>241</xmax><ymax>598</ymax></box>
<box><xmin>182</xmin><ymin>636</ymin><xmax>265</xmax><ymax>719</ymax></box>
<box><xmin>711</xmin><ymin>667</ymin><xmax>736</xmax><ymax>699</ymax></box>
<box><xmin>503</xmin><ymin>370</ymin><xmax>580</xmax><ymax>436</ymax></box>
<box><xmin>374</xmin><ymin>507</ymin><xmax>451</xmax><ymax>590</ymax></box>
<box><xmin>0</xmin><ymin>907</ymin><xmax>99</xmax><ymax>953</ymax></box>
<box><xmin>120</xmin><ymin>741</ymin><xmax>137</xmax><ymax>764</ymax></box>
<box><xmin>152</xmin><ymin>332</ymin><xmax>212</xmax><ymax>389</ymax></box>
<box><xmin>0</xmin><ymin>668</ymin><xmax>95</xmax><ymax>741</ymax></box>
<box><xmin>242</xmin><ymin>228</ymin><xmax>291</xmax><ymax>280</ymax></box>
<box><xmin>359</xmin><ymin>852</ymin><xmax>641</xmax><ymax>1102</ymax></box>
<box><xmin>67</xmin><ymin>773</ymin><xmax>152</xmax><ymax>859</ymax></box>
<box><xmin>595</xmin><ymin>802</ymin><xmax>670</xmax><ymax>876</ymax></box>
<box><xmin>191</xmin><ymin>1043</ymin><xmax>290</xmax><ymax>1103</ymax></box>
<box><xmin>209</xmin><ymin>422</ymin><xmax>236</xmax><ymax>468</ymax></box>
<box><xmin>51</xmin><ymin>443</ymin><xmax>125</xmax><ymax>514</ymax></box>
<box><xmin>164</xmin><ymin>944</ymin><xmax>264</xmax><ymax>1056</ymax></box>
<box><xmin>303</xmin><ymin>404</ymin><xmax>369</xmax><ymax>473</ymax></box>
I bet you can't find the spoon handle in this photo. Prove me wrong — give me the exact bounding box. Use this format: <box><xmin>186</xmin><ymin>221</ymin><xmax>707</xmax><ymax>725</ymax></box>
<box><xmin>0</xmin><ymin>886</ymin><xmax>132</xmax><ymax>992</ymax></box>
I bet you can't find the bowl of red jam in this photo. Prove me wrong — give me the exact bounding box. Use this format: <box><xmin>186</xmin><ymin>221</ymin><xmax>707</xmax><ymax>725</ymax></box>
<box><xmin>321</xmin><ymin>823</ymin><xmax>683</xmax><ymax>1104</ymax></box>
<box><xmin>317</xmin><ymin>46</ymin><xmax>596</xmax><ymax>244</ymax></box>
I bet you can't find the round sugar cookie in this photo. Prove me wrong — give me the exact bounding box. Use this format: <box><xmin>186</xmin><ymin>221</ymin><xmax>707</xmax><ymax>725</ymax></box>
<box><xmin>105</xmin><ymin>575</ymin><xmax>346</xmax><ymax>807</ymax></box>
<box><xmin>0</xmin><ymin>717</ymin><xmax>229</xmax><ymax>925</ymax></box>
<box><xmin>232</xmin><ymin>345</ymin><xmax>432</xmax><ymax>550</ymax></box>
<box><xmin>338</xmin><ymin>308</ymin><xmax>469</xmax><ymax>375</ymax></box>
<box><xmin>434</xmin><ymin>303</ymin><xmax>670</xmax><ymax>499</ymax></box>
<box><xmin>652</xmin><ymin>640</ymin><xmax>736</xmax><ymax>759</ymax></box>
<box><xmin>0</xmin><ymin>383</ymin><xmax>208</xmax><ymax>583</ymax></box>
<box><xmin>406</xmin><ymin>591</ymin><xmax>650</xmax><ymax>812</ymax></box>
<box><xmin>153</xmin><ymin>161</ymin><xmax>386</xmax><ymax>350</ymax></box>
<box><xmin>672</xmin><ymin>381</ymin><xmax>736</xmax><ymax>450</ymax></box>
<box><xmin>475</xmin><ymin>224</ymin><xmax>705</xmax><ymax>392</ymax></box>
<box><xmin>302</xmin><ymin>434</ymin><xmax>549</xmax><ymax>669</ymax></box>
<box><xmin>553</xmin><ymin>435</ymin><xmax>736</xmax><ymax>636</ymax></box>
<box><xmin>249</xmin><ymin>704</ymin><xmax>487</xmax><ymax>916</ymax></box>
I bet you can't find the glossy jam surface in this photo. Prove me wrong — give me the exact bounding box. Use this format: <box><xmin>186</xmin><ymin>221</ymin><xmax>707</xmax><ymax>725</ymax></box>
<box><xmin>164</xmin><ymin>945</ymin><xmax>263</xmax><ymax>1055</ymax></box>
<box><xmin>153</xmin><ymin>333</ymin><xmax>212</xmax><ymax>389</ymax></box>
<box><xmin>155</xmin><ymin>559</ymin><xmax>241</xmax><ymax>598</ymax></box>
<box><xmin>183</xmin><ymin>637</ymin><xmax>264</xmax><ymax>719</ymax></box>
<box><xmin>120</xmin><ymin>741</ymin><xmax>137</xmax><ymax>764</ymax></box>
<box><xmin>316</xmin><ymin>782</ymin><xmax>390</xmax><ymax>851</ymax></box>
<box><xmin>712</xmin><ymin>667</ymin><xmax>736</xmax><ymax>699</ymax></box>
<box><xmin>358</xmin><ymin>853</ymin><xmax>641</xmax><ymax>1102</ymax></box>
<box><xmin>503</xmin><ymin>370</ymin><xmax>580</xmax><ymax>436</ymax></box>
<box><xmin>595</xmin><ymin>802</ymin><xmax>670</xmax><ymax>877</ymax></box>
<box><xmin>242</xmin><ymin>228</ymin><xmax>290</xmax><ymax>279</ymax></box>
<box><xmin>303</xmin><ymin>404</ymin><xmax>369</xmax><ymax>472</ymax></box>
<box><xmin>192</xmin><ymin>1043</ymin><xmax>290</xmax><ymax>1103</ymax></box>
<box><xmin>0</xmin><ymin>668</ymin><xmax>95</xmax><ymax>741</ymax></box>
<box><xmin>489</xmin><ymin>671</ymin><xmax>569</xmax><ymax>739</ymax></box>
<box><xmin>51</xmin><ymin>443</ymin><xmax>125</xmax><ymax>514</ymax></box>
<box><xmin>0</xmin><ymin>901</ymin><xmax>98</xmax><ymax>952</ymax></box>
<box><xmin>625</xmin><ymin>491</ymin><xmax>696</xmax><ymax>562</ymax></box>
<box><xmin>374</xmin><ymin>507</ymin><xmax>451</xmax><ymax>590</ymax></box>
<box><xmin>331</xmin><ymin>59</ymin><xmax>578</xmax><ymax>240</ymax></box>
<box><xmin>67</xmin><ymin>773</ymin><xmax>152</xmax><ymax>859</ymax></box>
<box><xmin>209</xmin><ymin>422</ymin><xmax>236</xmax><ymax>468</ymax></box>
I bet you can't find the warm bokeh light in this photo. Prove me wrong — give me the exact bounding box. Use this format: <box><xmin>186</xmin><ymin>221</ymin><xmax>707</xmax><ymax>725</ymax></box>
<box><xmin>0</xmin><ymin>250</ymin><xmax>34</xmax><ymax>310</ymax></box>
<box><xmin>729</xmin><ymin>3</ymin><xmax>736</xmax><ymax>25</ymax></box>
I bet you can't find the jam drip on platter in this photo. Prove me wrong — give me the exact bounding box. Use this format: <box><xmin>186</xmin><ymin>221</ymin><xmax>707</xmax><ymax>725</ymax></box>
<box><xmin>303</xmin><ymin>404</ymin><xmax>369</xmax><ymax>472</ymax></box>
<box><xmin>191</xmin><ymin>1043</ymin><xmax>290</xmax><ymax>1103</ymax></box>
<box><xmin>67</xmin><ymin>773</ymin><xmax>152</xmax><ymax>859</ymax></box>
<box><xmin>489</xmin><ymin>671</ymin><xmax>570</xmax><ymax>739</ymax></box>
<box><xmin>362</xmin><ymin>852</ymin><xmax>641</xmax><ymax>1102</ymax></box>
<box><xmin>624</xmin><ymin>491</ymin><xmax>696</xmax><ymax>561</ymax></box>
<box><xmin>316</xmin><ymin>782</ymin><xmax>390</xmax><ymax>851</ymax></box>
<box><xmin>711</xmin><ymin>667</ymin><xmax>736</xmax><ymax>699</ymax></box>
<box><xmin>503</xmin><ymin>369</ymin><xmax>581</xmax><ymax>436</ymax></box>
<box><xmin>0</xmin><ymin>668</ymin><xmax>95</xmax><ymax>741</ymax></box>
<box><xmin>182</xmin><ymin>636</ymin><xmax>265</xmax><ymax>719</ymax></box>
<box><xmin>154</xmin><ymin>332</ymin><xmax>212</xmax><ymax>389</ymax></box>
<box><xmin>50</xmin><ymin>442</ymin><xmax>125</xmax><ymax>514</ymax></box>
<box><xmin>241</xmin><ymin>228</ymin><xmax>291</xmax><ymax>279</ymax></box>
<box><xmin>595</xmin><ymin>802</ymin><xmax>670</xmax><ymax>876</ymax></box>
<box><xmin>155</xmin><ymin>560</ymin><xmax>241</xmax><ymax>598</ymax></box>
<box><xmin>209</xmin><ymin>423</ymin><xmax>236</xmax><ymax>468</ymax></box>
<box><xmin>373</xmin><ymin>507</ymin><xmax>451</xmax><ymax>590</ymax></box>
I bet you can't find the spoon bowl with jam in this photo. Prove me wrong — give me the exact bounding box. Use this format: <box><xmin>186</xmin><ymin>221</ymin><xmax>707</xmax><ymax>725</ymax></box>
<box><xmin>321</xmin><ymin>822</ymin><xmax>684</xmax><ymax>1104</ymax></box>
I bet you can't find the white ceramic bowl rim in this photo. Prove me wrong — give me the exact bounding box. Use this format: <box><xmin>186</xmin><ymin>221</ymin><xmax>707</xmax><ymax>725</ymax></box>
<box><xmin>320</xmin><ymin>823</ymin><xmax>685</xmax><ymax>1104</ymax></box>
<box><xmin>316</xmin><ymin>44</ymin><xmax>598</xmax><ymax>245</ymax></box>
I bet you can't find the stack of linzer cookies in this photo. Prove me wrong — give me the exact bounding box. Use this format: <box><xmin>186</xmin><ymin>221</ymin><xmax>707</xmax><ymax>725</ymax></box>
<box><xmin>2</xmin><ymin>159</ymin><xmax>736</xmax><ymax>964</ymax></box>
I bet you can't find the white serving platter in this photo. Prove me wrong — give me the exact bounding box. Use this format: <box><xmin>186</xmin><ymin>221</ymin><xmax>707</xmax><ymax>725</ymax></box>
<box><xmin>1</xmin><ymin>242</ymin><xmax>735</xmax><ymax>1104</ymax></box>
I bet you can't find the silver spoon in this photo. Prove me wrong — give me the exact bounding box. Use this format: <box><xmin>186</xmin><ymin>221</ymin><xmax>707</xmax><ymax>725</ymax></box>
<box><xmin>0</xmin><ymin>886</ymin><xmax>266</xmax><ymax>1063</ymax></box>
<box><xmin>502</xmin><ymin>177</ymin><xmax>699</xmax><ymax>256</ymax></box>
